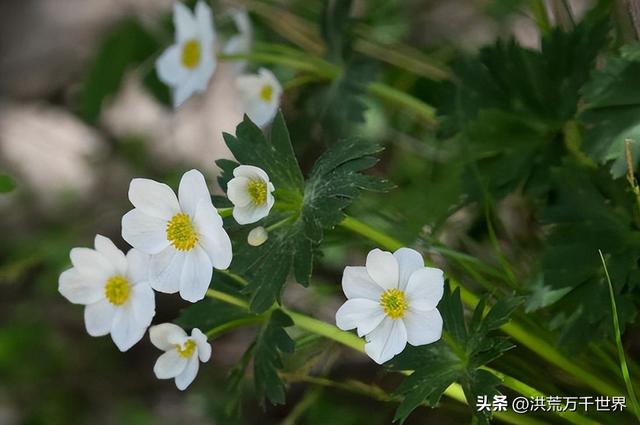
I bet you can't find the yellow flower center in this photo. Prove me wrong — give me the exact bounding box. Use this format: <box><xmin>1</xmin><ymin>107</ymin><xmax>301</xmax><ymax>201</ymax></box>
<box><xmin>176</xmin><ymin>339</ymin><xmax>197</xmax><ymax>358</ymax></box>
<box><xmin>166</xmin><ymin>212</ymin><xmax>199</xmax><ymax>251</ymax></box>
<box><xmin>260</xmin><ymin>84</ymin><xmax>273</xmax><ymax>102</ymax></box>
<box><xmin>247</xmin><ymin>179</ymin><xmax>268</xmax><ymax>205</ymax></box>
<box><xmin>181</xmin><ymin>39</ymin><xmax>201</xmax><ymax>69</ymax></box>
<box><xmin>104</xmin><ymin>275</ymin><xmax>131</xmax><ymax>306</ymax></box>
<box><xmin>380</xmin><ymin>288</ymin><xmax>408</xmax><ymax>320</ymax></box>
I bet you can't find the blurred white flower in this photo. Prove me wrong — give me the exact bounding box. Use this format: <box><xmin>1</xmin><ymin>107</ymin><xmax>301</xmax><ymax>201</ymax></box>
<box><xmin>156</xmin><ymin>1</ymin><xmax>217</xmax><ymax>108</ymax></box>
<box><xmin>247</xmin><ymin>226</ymin><xmax>268</xmax><ymax>246</ymax></box>
<box><xmin>223</xmin><ymin>8</ymin><xmax>252</xmax><ymax>71</ymax></box>
<box><xmin>58</xmin><ymin>235</ymin><xmax>155</xmax><ymax>351</ymax></box>
<box><xmin>150</xmin><ymin>323</ymin><xmax>211</xmax><ymax>390</ymax></box>
<box><xmin>121</xmin><ymin>169</ymin><xmax>232</xmax><ymax>302</ymax></box>
<box><xmin>227</xmin><ymin>165</ymin><xmax>275</xmax><ymax>225</ymax></box>
<box><xmin>235</xmin><ymin>68</ymin><xmax>282</xmax><ymax>128</ymax></box>
<box><xmin>335</xmin><ymin>248</ymin><xmax>444</xmax><ymax>364</ymax></box>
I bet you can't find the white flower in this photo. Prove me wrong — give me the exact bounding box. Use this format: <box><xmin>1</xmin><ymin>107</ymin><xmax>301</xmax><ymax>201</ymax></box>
<box><xmin>150</xmin><ymin>323</ymin><xmax>211</xmax><ymax>390</ymax></box>
<box><xmin>226</xmin><ymin>165</ymin><xmax>275</xmax><ymax>225</ymax></box>
<box><xmin>335</xmin><ymin>248</ymin><xmax>444</xmax><ymax>364</ymax></box>
<box><xmin>121</xmin><ymin>169</ymin><xmax>232</xmax><ymax>302</ymax></box>
<box><xmin>156</xmin><ymin>1</ymin><xmax>217</xmax><ymax>108</ymax></box>
<box><xmin>235</xmin><ymin>68</ymin><xmax>282</xmax><ymax>128</ymax></box>
<box><xmin>58</xmin><ymin>235</ymin><xmax>155</xmax><ymax>351</ymax></box>
<box><xmin>223</xmin><ymin>8</ymin><xmax>252</xmax><ymax>72</ymax></box>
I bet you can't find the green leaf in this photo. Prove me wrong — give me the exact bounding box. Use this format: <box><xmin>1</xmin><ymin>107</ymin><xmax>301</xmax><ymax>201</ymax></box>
<box><xmin>80</xmin><ymin>19</ymin><xmax>159</xmax><ymax>124</ymax></box>
<box><xmin>253</xmin><ymin>309</ymin><xmax>295</xmax><ymax>405</ymax></box>
<box><xmin>0</xmin><ymin>174</ymin><xmax>16</xmax><ymax>193</ymax></box>
<box><xmin>389</xmin><ymin>284</ymin><xmax>521</xmax><ymax>423</ymax></box>
<box><xmin>218</xmin><ymin>113</ymin><xmax>391</xmax><ymax>313</ymax></box>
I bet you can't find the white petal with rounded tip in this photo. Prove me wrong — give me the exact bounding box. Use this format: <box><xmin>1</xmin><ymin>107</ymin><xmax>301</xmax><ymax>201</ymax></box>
<box><xmin>335</xmin><ymin>298</ymin><xmax>385</xmax><ymax>337</ymax></box>
<box><xmin>191</xmin><ymin>328</ymin><xmax>211</xmax><ymax>362</ymax></box>
<box><xmin>393</xmin><ymin>248</ymin><xmax>424</xmax><ymax>291</ymax></box>
<box><xmin>179</xmin><ymin>245</ymin><xmax>213</xmax><ymax>302</ymax></box>
<box><xmin>227</xmin><ymin>176</ymin><xmax>251</xmax><ymax>207</ymax></box>
<box><xmin>233</xmin><ymin>203</ymin><xmax>270</xmax><ymax>225</ymax></box>
<box><xmin>403</xmin><ymin>308</ymin><xmax>443</xmax><ymax>346</ymax></box>
<box><xmin>70</xmin><ymin>247</ymin><xmax>114</xmax><ymax>278</ymax></box>
<box><xmin>178</xmin><ymin>169</ymin><xmax>210</xmax><ymax>217</ymax></box>
<box><xmin>175</xmin><ymin>355</ymin><xmax>200</xmax><ymax>390</ymax></box>
<box><xmin>195</xmin><ymin>0</ymin><xmax>215</xmax><ymax>43</ymax></box>
<box><xmin>404</xmin><ymin>267</ymin><xmax>444</xmax><ymax>311</ymax></box>
<box><xmin>155</xmin><ymin>44</ymin><xmax>189</xmax><ymax>86</ymax></box>
<box><xmin>149</xmin><ymin>247</ymin><xmax>186</xmax><ymax>294</ymax></box>
<box><xmin>121</xmin><ymin>210</ymin><xmax>169</xmax><ymax>255</ymax></box>
<box><xmin>154</xmin><ymin>350</ymin><xmax>188</xmax><ymax>379</ymax></box>
<box><xmin>128</xmin><ymin>178</ymin><xmax>180</xmax><ymax>220</ymax></box>
<box><xmin>365</xmin><ymin>248</ymin><xmax>399</xmax><ymax>290</ymax></box>
<box><xmin>126</xmin><ymin>249</ymin><xmax>150</xmax><ymax>284</ymax></box>
<box><xmin>233</xmin><ymin>164</ymin><xmax>270</xmax><ymax>182</ymax></box>
<box><xmin>58</xmin><ymin>268</ymin><xmax>103</xmax><ymax>305</ymax></box>
<box><xmin>172</xmin><ymin>73</ymin><xmax>200</xmax><ymax>108</ymax></box>
<box><xmin>342</xmin><ymin>266</ymin><xmax>384</xmax><ymax>301</ymax></box>
<box><xmin>364</xmin><ymin>317</ymin><xmax>407</xmax><ymax>364</ymax></box>
<box><xmin>130</xmin><ymin>283</ymin><xmax>155</xmax><ymax>327</ymax></box>
<box><xmin>173</xmin><ymin>2</ymin><xmax>197</xmax><ymax>42</ymax></box>
<box><xmin>94</xmin><ymin>235</ymin><xmax>127</xmax><ymax>275</ymax></box>
<box><xmin>150</xmin><ymin>323</ymin><xmax>188</xmax><ymax>350</ymax></box>
<box><xmin>111</xmin><ymin>305</ymin><xmax>146</xmax><ymax>352</ymax></box>
<box><xmin>84</xmin><ymin>299</ymin><xmax>116</xmax><ymax>337</ymax></box>
<box><xmin>194</xmin><ymin>200</ymin><xmax>233</xmax><ymax>269</ymax></box>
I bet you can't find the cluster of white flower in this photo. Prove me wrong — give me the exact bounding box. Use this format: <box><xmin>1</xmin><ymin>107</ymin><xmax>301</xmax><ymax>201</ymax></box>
<box><xmin>155</xmin><ymin>1</ymin><xmax>282</xmax><ymax>128</ymax></box>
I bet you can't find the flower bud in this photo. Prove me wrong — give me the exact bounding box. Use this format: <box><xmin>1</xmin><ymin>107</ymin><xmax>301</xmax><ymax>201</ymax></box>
<box><xmin>247</xmin><ymin>226</ymin><xmax>268</xmax><ymax>246</ymax></box>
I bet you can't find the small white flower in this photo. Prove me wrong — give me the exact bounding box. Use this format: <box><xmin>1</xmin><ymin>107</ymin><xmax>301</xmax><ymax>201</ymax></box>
<box><xmin>226</xmin><ymin>165</ymin><xmax>275</xmax><ymax>225</ymax></box>
<box><xmin>58</xmin><ymin>235</ymin><xmax>155</xmax><ymax>351</ymax></box>
<box><xmin>150</xmin><ymin>323</ymin><xmax>211</xmax><ymax>390</ymax></box>
<box><xmin>235</xmin><ymin>68</ymin><xmax>282</xmax><ymax>128</ymax></box>
<box><xmin>121</xmin><ymin>169</ymin><xmax>232</xmax><ymax>302</ymax></box>
<box><xmin>247</xmin><ymin>226</ymin><xmax>268</xmax><ymax>246</ymax></box>
<box><xmin>156</xmin><ymin>1</ymin><xmax>217</xmax><ymax>108</ymax></box>
<box><xmin>335</xmin><ymin>248</ymin><xmax>444</xmax><ymax>364</ymax></box>
<box><xmin>223</xmin><ymin>8</ymin><xmax>252</xmax><ymax>71</ymax></box>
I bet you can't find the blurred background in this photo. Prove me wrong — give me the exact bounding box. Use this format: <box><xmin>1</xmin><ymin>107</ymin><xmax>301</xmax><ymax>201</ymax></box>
<box><xmin>0</xmin><ymin>1</ymin><xmax>592</xmax><ymax>424</ymax></box>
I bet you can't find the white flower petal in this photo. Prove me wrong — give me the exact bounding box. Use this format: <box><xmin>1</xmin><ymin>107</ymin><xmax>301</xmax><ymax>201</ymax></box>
<box><xmin>84</xmin><ymin>299</ymin><xmax>116</xmax><ymax>337</ymax></box>
<box><xmin>191</xmin><ymin>328</ymin><xmax>211</xmax><ymax>362</ymax></box>
<box><xmin>235</xmin><ymin>69</ymin><xmax>282</xmax><ymax>128</ymax></box>
<box><xmin>178</xmin><ymin>169</ymin><xmax>210</xmax><ymax>217</ymax></box>
<box><xmin>155</xmin><ymin>44</ymin><xmax>189</xmax><ymax>86</ymax></box>
<box><xmin>405</xmin><ymin>267</ymin><xmax>445</xmax><ymax>311</ymax></box>
<box><xmin>393</xmin><ymin>248</ymin><xmax>424</xmax><ymax>291</ymax></box>
<box><xmin>175</xmin><ymin>355</ymin><xmax>200</xmax><ymax>390</ymax></box>
<box><xmin>149</xmin><ymin>246</ymin><xmax>186</xmax><ymax>294</ymax></box>
<box><xmin>154</xmin><ymin>350</ymin><xmax>188</xmax><ymax>379</ymax></box>
<box><xmin>190</xmin><ymin>46</ymin><xmax>216</xmax><ymax>92</ymax></box>
<box><xmin>111</xmin><ymin>305</ymin><xmax>146</xmax><ymax>351</ymax></box>
<box><xmin>364</xmin><ymin>317</ymin><xmax>407</xmax><ymax>364</ymax></box>
<box><xmin>70</xmin><ymin>247</ymin><xmax>115</xmax><ymax>278</ymax></box>
<box><xmin>342</xmin><ymin>266</ymin><xmax>384</xmax><ymax>301</ymax></box>
<box><xmin>195</xmin><ymin>0</ymin><xmax>215</xmax><ymax>43</ymax></box>
<box><xmin>232</xmin><ymin>202</ymin><xmax>270</xmax><ymax>225</ymax></box>
<box><xmin>94</xmin><ymin>235</ymin><xmax>127</xmax><ymax>275</ymax></box>
<box><xmin>227</xmin><ymin>176</ymin><xmax>252</xmax><ymax>207</ymax></box>
<box><xmin>150</xmin><ymin>323</ymin><xmax>188</xmax><ymax>350</ymax></box>
<box><xmin>58</xmin><ymin>268</ymin><xmax>103</xmax><ymax>305</ymax></box>
<box><xmin>194</xmin><ymin>200</ymin><xmax>232</xmax><ymax>269</ymax></box>
<box><xmin>121</xmin><ymin>209</ymin><xmax>169</xmax><ymax>255</ymax></box>
<box><xmin>403</xmin><ymin>308</ymin><xmax>443</xmax><ymax>347</ymax></box>
<box><xmin>173</xmin><ymin>2</ymin><xmax>198</xmax><ymax>42</ymax></box>
<box><xmin>172</xmin><ymin>73</ymin><xmax>201</xmax><ymax>108</ymax></box>
<box><xmin>128</xmin><ymin>178</ymin><xmax>180</xmax><ymax>220</ymax></box>
<box><xmin>365</xmin><ymin>248</ymin><xmax>399</xmax><ymax>290</ymax></box>
<box><xmin>130</xmin><ymin>282</ymin><xmax>155</xmax><ymax>327</ymax></box>
<box><xmin>179</xmin><ymin>245</ymin><xmax>213</xmax><ymax>302</ymax></box>
<box><xmin>126</xmin><ymin>249</ymin><xmax>150</xmax><ymax>284</ymax></box>
<box><xmin>335</xmin><ymin>298</ymin><xmax>385</xmax><ymax>337</ymax></box>
<box><xmin>233</xmin><ymin>164</ymin><xmax>270</xmax><ymax>182</ymax></box>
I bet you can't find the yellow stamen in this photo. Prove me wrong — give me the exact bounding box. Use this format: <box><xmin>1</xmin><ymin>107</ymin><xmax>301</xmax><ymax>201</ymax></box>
<box><xmin>176</xmin><ymin>339</ymin><xmax>197</xmax><ymax>358</ymax></box>
<box><xmin>181</xmin><ymin>39</ymin><xmax>201</xmax><ymax>69</ymax></box>
<box><xmin>260</xmin><ymin>84</ymin><xmax>273</xmax><ymax>102</ymax></box>
<box><xmin>380</xmin><ymin>288</ymin><xmax>408</xmax><ymax>320</ymax></box>
<box><xmin>166</xmin><ymin>212</ymin><xmax>198</xmax><ymax>251</ymax></box>
<box><xmin>247</xmin><ymin>179</ymin><xmax>268</xmax><ymax>205</ymax></box>
<box><xmin>104</xmin><ymin>275</ymin><xmax>131</xmax><ymax>306</ymax></box>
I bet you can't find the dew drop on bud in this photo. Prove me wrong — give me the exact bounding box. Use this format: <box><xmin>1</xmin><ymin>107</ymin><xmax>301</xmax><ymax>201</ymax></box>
<box><xmin>247</xmin><ymin>226</ymin><xmax>268</xmax><ymax>246</ymax></box>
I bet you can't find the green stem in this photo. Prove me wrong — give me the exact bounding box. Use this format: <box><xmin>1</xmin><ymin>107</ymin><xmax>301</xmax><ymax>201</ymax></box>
<box><xmin>338</xmin><ymin>215</ymin><xmax>623</xmax><ymax>396</ymax></box>
<box><xmin>217</xmin><ymin>207</ymin><xmax>233</xmax><ymax>218</ymax></box>
<box><xmin>367</xmin><ymin>82</ymin><xmax>438</xmax><ymax>127</ymax></box>
<box><xmin>206</xmin><ymin>316</ymin><xmax>264</xmax><ymax>338</ymax></box>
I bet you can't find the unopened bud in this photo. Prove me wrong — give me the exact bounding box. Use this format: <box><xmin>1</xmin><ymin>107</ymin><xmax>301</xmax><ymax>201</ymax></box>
<box><xmin>247</xmin><ymin>226</ymin><xmax>268</xmax><ymax>246</ymax></box>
